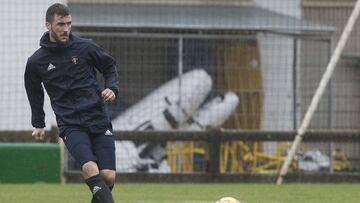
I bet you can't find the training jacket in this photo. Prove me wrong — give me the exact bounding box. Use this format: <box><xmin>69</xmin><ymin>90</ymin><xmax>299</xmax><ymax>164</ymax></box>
<box><xmin>24</xmin><ymin>32</ymin><xmax>119</xmax><ymax>136</ymax></box>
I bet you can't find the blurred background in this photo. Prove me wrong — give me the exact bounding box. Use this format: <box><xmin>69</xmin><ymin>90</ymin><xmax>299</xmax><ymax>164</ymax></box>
<box><xmin>1</xmin><ymin>0</ymin><xmax>360</xmax><ymax>183</ymax></box>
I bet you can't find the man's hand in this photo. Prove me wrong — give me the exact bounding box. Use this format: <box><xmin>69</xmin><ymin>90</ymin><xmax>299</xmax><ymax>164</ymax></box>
<box><xmin>102</xmin><ymin>88</ymin><xmax>116</xmax><ymax>102</ymax></box>
<box><xmin>32</xmin><ymin>128</ymin><xmax>45</xmax><ymax>140</ymax></box>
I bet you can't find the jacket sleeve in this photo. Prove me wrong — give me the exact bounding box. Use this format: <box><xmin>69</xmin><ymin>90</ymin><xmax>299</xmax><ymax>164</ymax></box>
<box><xmin>88</xmin><ymin>41</ymin><xmax>120</xmax><ymax>98</ymax></box>
<box><xmin>24</xmin><ymin>60</ymin><xmax>45</xmax><ymax>128</ymax></box>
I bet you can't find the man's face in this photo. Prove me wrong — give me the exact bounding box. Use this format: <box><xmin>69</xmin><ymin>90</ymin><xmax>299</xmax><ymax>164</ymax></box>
<box><xmin>46</xmin><ymin>14</ymin><xmax>72</xmax><ymax>44</ymax></box>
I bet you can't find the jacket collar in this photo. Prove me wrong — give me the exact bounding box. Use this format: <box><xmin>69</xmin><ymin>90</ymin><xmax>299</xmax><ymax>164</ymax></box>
<box><xmin>40</xmin><ymin>31</ymin><xmax>74</xmax><ymax>51</ymax></box>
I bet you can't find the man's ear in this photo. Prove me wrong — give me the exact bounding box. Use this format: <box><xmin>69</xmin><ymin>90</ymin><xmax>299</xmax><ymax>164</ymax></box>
<box><xmin>45</xmin><ymin>22</ymin><xmax>51</xmax><ymax>31</ymax></box>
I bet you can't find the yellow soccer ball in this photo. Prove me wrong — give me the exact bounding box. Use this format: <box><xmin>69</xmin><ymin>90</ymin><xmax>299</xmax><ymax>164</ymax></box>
<box><xmin>216</xmin><ymin>197</ymin><xmax>241</xmax><ymax>203</ymax></box>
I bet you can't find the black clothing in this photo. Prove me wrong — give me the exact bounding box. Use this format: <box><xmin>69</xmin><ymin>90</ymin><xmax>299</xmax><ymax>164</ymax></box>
<box><xmin>24</xmin><ymin>32</ymin><xmax>119</xmax><ymax>136</ymax></box>
<box><xmin>86</xmin><ymin>174</ymin><xmax>115</xmax><ymax>203</ymax></box>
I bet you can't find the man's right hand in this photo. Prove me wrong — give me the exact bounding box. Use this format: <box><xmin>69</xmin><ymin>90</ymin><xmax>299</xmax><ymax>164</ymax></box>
<box><xmin>32</xmin><ymin>128</ymin><xmax>45</xmax><ymax>140</ymax></box>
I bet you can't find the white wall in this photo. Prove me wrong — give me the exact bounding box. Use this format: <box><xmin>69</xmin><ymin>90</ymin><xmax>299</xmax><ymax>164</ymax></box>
<box><xmin>0</xmin><ymin>0</ymin><xmax>65</xmax><ymax>130</ymax></box>
<box><xmin>255</xmin><ymin>0</ymin><xmax>302</xmax><ymax>130</ymax></box>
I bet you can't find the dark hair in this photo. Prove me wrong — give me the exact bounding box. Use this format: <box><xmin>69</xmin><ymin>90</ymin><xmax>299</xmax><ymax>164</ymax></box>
<box><xmin>46</xmin><ymin>3</ymin><xmax>70</xmax><ymax>22</ymax></box>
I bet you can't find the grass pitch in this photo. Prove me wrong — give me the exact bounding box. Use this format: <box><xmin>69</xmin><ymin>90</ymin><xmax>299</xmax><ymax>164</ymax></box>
<box><xmin>0</xmin><ymin>183</ymin><xmax>359</xmax><ymax>203</ymax></box>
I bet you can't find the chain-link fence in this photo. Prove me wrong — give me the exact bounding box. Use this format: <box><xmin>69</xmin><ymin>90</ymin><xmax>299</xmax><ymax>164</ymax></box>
<box><xmin>1</xmin><ymin>0</ymin><xmax>360</xmax><ymax>182</ymax></box>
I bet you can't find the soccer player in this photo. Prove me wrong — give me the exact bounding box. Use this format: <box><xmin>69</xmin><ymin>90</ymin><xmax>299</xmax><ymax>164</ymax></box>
<box><xmin>24</xmin><ymin>3</ymin><xmax>118</xmax><ymax>203</ymax></box>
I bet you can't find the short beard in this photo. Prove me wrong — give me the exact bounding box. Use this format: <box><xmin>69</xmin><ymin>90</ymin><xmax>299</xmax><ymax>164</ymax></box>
<box><xmin>50</xmin><ymin>31</ymin><xmax>69</xmax><ymax>44</ymax></box>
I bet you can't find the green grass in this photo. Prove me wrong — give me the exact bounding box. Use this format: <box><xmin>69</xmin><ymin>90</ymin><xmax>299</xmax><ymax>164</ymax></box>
<box><xmin>0</xmin><ymin>183</ymin><xmax>359</xmax><ymax>203</ymax></box>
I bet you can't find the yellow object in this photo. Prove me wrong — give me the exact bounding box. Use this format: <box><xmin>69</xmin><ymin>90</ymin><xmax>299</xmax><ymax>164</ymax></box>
<box><xmin>167</xmin><ymin>141</ymin><xmax>198</xmax><ymax>173</ymax></box>
<box><xmin>332</xmin><ymin>148</ymin><xmax>351</xmax><ymax>171</ymax></box>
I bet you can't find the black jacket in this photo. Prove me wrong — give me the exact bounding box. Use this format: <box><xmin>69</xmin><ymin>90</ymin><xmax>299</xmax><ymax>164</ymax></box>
<box><xmin>24</xmin><ymin>32</ymin><xmax>119</xmax><ymax>135</ymax></box>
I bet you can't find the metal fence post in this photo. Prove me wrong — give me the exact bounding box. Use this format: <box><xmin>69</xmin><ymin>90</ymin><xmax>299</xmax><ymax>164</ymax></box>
<box><xmin>208</xmin><ymin>129</ymin><xmax>221</xmax><ymax>181</ymax></box>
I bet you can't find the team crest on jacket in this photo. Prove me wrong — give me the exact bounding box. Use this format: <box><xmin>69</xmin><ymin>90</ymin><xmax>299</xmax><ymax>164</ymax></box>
<box><xmin>71</xmin><ymin>56</ymin><xmax>78</xmax><ymax>64</ymax></box>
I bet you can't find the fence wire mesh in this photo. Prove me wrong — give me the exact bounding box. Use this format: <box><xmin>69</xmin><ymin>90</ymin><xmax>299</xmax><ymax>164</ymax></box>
<box><xmin>1</xmin><ymin>0</ymin><xmax>360</xmax><ymax>179</ymax></box>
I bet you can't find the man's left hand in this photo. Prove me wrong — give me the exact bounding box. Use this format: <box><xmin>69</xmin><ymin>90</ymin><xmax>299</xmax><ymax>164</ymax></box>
<box><xmin>102</xmin><ymin>88</ymin><xmax>116</xmax><ymax>102</ymax></box>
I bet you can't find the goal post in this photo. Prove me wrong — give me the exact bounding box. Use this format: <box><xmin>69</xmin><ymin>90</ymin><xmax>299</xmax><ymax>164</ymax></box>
<box><xmin>277</xmin><ymin>0</ymin><xmax>360</xmax><ymax>185</ymax></box>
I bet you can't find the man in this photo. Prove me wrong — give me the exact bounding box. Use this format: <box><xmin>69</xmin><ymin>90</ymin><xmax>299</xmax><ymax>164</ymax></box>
<box><xmin>24</xmin><ymin>3</ymin><xmax>118</xmax><ymax>203</ymax></box>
